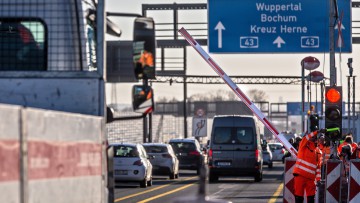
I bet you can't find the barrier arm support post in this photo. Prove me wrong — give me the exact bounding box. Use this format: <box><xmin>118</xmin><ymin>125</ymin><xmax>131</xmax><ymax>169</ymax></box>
<box><xmin>178</xmin><ymin>27</ymin><xmax>297</xmax><ymax>157</ymax></box>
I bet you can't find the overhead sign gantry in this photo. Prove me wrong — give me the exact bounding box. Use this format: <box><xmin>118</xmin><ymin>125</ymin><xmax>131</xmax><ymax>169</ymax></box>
<box><xmin>208</xmin><ymin>0</ymin><xmax>352</xmax><ymax>53</ymax></box>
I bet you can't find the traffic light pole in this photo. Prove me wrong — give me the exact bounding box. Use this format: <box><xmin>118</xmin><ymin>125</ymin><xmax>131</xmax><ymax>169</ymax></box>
<box><xmin>329</xmin><ymin>0</ymin><xmax>337</xmax><ymax>86</ymax></box>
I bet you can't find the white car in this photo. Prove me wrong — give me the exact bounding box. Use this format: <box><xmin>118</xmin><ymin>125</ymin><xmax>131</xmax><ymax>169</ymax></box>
<box><xmin>268</xmin><ymin>143</ymin><xmax>286</xmax><ymax>162</ymax></box>
<box><xmin>111</xmin><ymin>143</ymin><xmax>153</xmax><ymax>188</ymax></box>
<box><xmin>143</xmin><ymin>143</ymin><xmax>180</xmax><ymax>179</ymax></box>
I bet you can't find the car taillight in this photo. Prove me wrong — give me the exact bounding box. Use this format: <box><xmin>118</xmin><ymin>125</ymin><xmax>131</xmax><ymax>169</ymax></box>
<box><xmin>255</xmin><ymin>149</ymin><xmax>259</xmax><ymax>159</ymax></box>
<box><xmin>189</xmin><ymin>151</ymin><xmax>200</xmax><ymax>156</ymax></box>
<box><xmin>281</xmin><ymin>149</ymin><xmax>285</xmax><ymax>154</ymax></box>
<box><xmin>133</xmin><ymin>160</ymin><xmax>143</xmax><ymax>166</ymax></box>
<box><xmin>162</xmin><ymin>153</ymin><xmax>172</xmax><ymax>158</ymax></box>
<box><xmin>208</xmin><ymin>149</ymin><xmax>213</xmax><ymax>158</ymax></box>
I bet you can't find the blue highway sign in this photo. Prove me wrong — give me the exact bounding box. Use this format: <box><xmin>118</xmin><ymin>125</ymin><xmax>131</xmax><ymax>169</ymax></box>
<box><xmin>208</xmin><ymin>0</ymin><xmax>352</xmax><ymax>53</ymax></box>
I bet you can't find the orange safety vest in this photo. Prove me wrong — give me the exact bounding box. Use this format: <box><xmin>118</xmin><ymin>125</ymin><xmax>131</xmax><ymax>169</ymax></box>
<box><xmin>315</xmin><ymin>147</ymin><xmax>322</xmax><ymax>181</ymax></box>
<box><xmin>293</xmin><ymin>131</ymin><xmax>320</xmax><ymax>180</ymax></box>
<box><xmin>319</xmin><ymin>144</ymin><xmax>331</xmax><ymax>163</ymax></box>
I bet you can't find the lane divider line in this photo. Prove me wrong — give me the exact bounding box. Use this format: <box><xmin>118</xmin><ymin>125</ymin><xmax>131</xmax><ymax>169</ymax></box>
<box><xmin>115</xmin><ymin>176</ymin><xmax>197</xmax><ymax>202</ymax></box>
<box><xmin>137</xmin><ymin>183</ymin><xmax>196</xmax><ymax>203</ymax></box>
<box><xmin>268</xmin><ymin>183</ymin><xmax>283</xmax><ymax>203</ymax></box>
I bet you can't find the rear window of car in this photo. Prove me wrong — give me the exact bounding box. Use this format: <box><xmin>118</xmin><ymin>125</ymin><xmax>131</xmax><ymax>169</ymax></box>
<box><xmin>213</xmin><ymin>127</ymin><xmax>254</xmax><ymax>144</ymax></box>
<box><xmin>144</xmin><ymin>146</ymin><xmax>167</xmax><ymax>153</ymax></box>
<box><xmin>0</xmin><ymin>18</ymin><xmax>46</xmax><ymax>71</ymax></box>
<box><xmin>170</xmin><ymin>142</ymin><xmax>196</xmax><ymax>153</ymax></box>
<box><xmin>269</xmin><ymin>144</ymin><xmax>283</xmax><ymax>150</ymax></box>
<box><xmin>113</xmin><ymin>145</ymin><xmax>139</xmax><ymax>157</ymax></box>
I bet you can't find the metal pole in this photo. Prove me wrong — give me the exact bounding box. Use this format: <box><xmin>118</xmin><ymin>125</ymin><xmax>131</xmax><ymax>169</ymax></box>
<box><xmin>302</xmin><ymin>64</ymin><xmax>305</xmax><ymax>133</ymax></box>
<box><xmin>329</xmin><ymin>0</ymin><xmax>337</xmax><ymax>86</ymax></box>
<box><xmin>348</xmin><ymin>76</ymin><xmax>351</xmax><ymax>133</ymax></box>
<box><xmin>353</xmin><ymin>76</ymin><xmax>356</xmax><ymax>135</ymax></box>
<box><xmin>183</xmin><ymin>47</ymin><xmax>188</xmax><ymax>138</ymax></box>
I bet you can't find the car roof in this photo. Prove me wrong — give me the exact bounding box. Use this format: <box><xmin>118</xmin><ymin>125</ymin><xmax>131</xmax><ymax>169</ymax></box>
<box><xmin>169</xmin><ymin>138</ymin><xmax>198</xmax><ymax>143</ymax></box>
<box><xmin>109</xmin><ymin>143</ymin><xmax>138</xmax><ymax>147</ymax></box>
<box><xmin>143</xmin><ymin>143</ymin><xmax>169</xmax><ymax>147</ymax></box>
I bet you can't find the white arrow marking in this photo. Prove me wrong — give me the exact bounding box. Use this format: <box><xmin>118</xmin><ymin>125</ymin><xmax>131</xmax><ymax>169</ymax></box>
<box><xmin>215</xmin><ymin>21</ymin><xmax>225</xmax><ymax>48</ymax></box>
<box><xmin>335</xmin><ymin>24</ymin><xmax>345</xmax><ymax>30</ymax></box>
<box><xmin>273</xmin><ymin>36</ymin><xmax>285</xmax><ymax>48</ymax></box>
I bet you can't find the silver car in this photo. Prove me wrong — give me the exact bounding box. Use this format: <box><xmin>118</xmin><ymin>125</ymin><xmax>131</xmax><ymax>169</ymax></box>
<box><xmin>261</xmin><ymin>143</ymin><xmax>273</xmax><ymax>168</ymax></box>
<box><xmin>268</xmin><ymin>143</ymin><xmax>285</xmax><ymax>162</ymax></box>
<box><xmin>143</xmin><ymin>143</ymin><xmax>180</xmax><ymax>179</ymax></box>
<box><xmin>111</xmin><ymin>143</ymin><xmax>153</xmax><ymax>188</ymax></box>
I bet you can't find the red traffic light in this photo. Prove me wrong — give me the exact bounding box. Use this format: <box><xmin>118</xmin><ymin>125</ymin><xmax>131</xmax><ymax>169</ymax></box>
<box><xmin>326</xmin><ymin>88</ymin><xmax>341</xmax><ymax>103</ymax></box>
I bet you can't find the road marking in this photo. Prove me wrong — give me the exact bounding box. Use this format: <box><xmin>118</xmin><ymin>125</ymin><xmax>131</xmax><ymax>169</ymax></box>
<box><xmin>115</xmin><ymin>176</ymin><xmax>196</xmax><ymax>202</ymax></box>
<box><xmin>137</xmin><ymin>183</ymin><xmax>196</xmax><ymax>203</ymax></box>
<box><xmin>268</xmin><ymin>183</ymin><xmax>283</xmax><ymax>203</ymax></box>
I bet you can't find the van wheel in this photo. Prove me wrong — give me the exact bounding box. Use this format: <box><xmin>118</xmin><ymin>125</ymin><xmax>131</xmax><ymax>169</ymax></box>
<box><xmin>196</xmin><ymin>168</ymin><xmax>201</xmax><ymax>175</ymax></box>
<box><xmin>268</xmin><ymin>162</ymin><xmax>273</xmax><ymax>168</ymax></box>
<box><xmin>140</xmin><ymin>178</ymin><xmax>147</xmax><ymax>188</ymax></box>
<box><xmin>209</xmin><ymin>173</ymin><xmax>218</xmax><ymax>183</ymax></box>
<box><xmin>254</xmin><ymin>172</ymin><xmax>263</xmax><ymax>182</ymax></box>
<box><xmin>169</xmin><ymin>172</ymin><xmax>176</xmax><ymax>179</ymax></box>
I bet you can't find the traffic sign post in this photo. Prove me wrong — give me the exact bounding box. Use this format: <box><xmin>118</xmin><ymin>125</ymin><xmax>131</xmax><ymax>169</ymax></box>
<box><xmin>208</xmin><ymin>0</ymin><xmax>351</xmax><ymax>53</ymax></box>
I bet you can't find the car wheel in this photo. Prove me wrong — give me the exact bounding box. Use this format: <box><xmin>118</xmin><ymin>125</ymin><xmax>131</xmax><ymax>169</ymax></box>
<box><xmin>254</xmin><ymin>171</ymin><xmax>263</xmax><ymax>182</ymax></box>
<box><xmin>268</xmin><ymin>162</ymin><xmax>273</xmax><ymax>168</ymax></box>
<box><xmin>140</xmin><ymin>178</ymin><xmax>147</xmax><ymax>188</ymax></box>
<box><xmin>196</xmin><ymin>167</ymin><xmax>201</xmax><ymax>175</ymax></box>
<box><xmin>175</xmin><ymin>173</ymin><xmax>179</xmax><ymax>179</ymax></box>
<box><xmin>209</xmin><ymin>173</ymin><xmax>218</xmax><ymax>183</ymax></box>
<box><xmin>169</xmin><ymin>172</ymin><xmax>176</xmax><ymax>179</ymax></box>
<box><xmin>147</xmin><ymin>177</ymin><xmax>152</xmax><ymax>186</ymax></box>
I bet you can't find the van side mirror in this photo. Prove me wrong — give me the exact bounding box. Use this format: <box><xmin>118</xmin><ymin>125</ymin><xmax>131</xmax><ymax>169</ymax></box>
<box><xmin>133</xmin><ymin>17</ymin><xmax>156</xmax><ymax>80</ymax></box>
<box><xmin>132</xmin><ymin>85</ymin><xmax>154</xmax><ymax>114</ymax></box>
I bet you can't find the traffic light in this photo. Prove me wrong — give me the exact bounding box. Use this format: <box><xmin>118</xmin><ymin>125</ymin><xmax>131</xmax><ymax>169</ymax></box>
<box><xmin>309</xmin><ymin>113</ymin><xmax>319</xmax><ymax>132</ymax></box>
<box><xmin>324</xmin><ymin>86</ymin><xmax>342</xmax><ymax>140</ymax></box>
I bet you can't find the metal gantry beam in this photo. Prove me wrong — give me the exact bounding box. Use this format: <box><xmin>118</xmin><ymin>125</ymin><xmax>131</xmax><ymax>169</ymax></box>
<box><xmin>150</xmin><ymin>75</ymin><xmax>315</xmax><ymax>85</ymax></box>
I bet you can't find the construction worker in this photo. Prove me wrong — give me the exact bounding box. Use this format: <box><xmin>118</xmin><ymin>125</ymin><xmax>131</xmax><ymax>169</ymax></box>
<box><xmin>338</xmin><ymin>134</ymin><xmax>358</xmax><ymax>159</ymax></box>
<box><xmin>318</xmin><ymin>135</ymin><xmax>331</xmax><ymax>163</ymax></box>
<box><xmin>293</xmin><ymin>129</ymin><xmax>326</xmax><ymax>203</ymax></box>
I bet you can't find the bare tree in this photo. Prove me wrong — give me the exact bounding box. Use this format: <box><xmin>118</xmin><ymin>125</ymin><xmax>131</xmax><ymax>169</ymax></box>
<box><xmin>247</xmin><ymin>89</ymin><xmax>269</xmax><ymax>102</ymax></box>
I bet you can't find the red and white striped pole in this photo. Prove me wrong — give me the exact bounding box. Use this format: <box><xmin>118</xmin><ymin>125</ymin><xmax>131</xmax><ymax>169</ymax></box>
<box><xmin>178</xmin><ymin>27</ymin><xmax>298</xmax><ymax>157</ymax></box>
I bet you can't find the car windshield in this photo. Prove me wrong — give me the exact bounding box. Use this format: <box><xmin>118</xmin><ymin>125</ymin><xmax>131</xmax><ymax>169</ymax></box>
<box><xmin>170</xmin><ymin>142</ymin><xmax>195</xmax><ymax>153</ymax></box>
<box><xmin>113</xmin><ymin>145</ymin><xmax>139</xmax><ymax>157</ymax></box>
<box><xmin>144</xmin><ymin>145</ymin><xmax>167</xmax><ymax>153</ymax></box>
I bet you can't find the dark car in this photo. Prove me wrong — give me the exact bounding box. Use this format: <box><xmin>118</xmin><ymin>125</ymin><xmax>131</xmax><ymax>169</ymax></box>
<box><xmin>169</xmin><ymin>138</ymin><xmax>205</xmax><ymax>175</ymax></box>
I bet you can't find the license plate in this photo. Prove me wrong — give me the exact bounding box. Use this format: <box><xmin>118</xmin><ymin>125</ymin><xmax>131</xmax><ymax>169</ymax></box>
<box><xmin>115</xmin><ymin>170</ymin><xmax>128</xmax><ymax>175</ymax></box>
<box><xmin>217</xmin><ymin>162</ymin><xmax>231</xmax><ymax>166</ymax></box>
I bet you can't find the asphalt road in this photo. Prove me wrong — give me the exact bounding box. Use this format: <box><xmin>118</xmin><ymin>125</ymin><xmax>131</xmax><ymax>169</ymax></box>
<box><xmin>113</xmin><ymin>161</ymin><xmax>285</xmax><ymax>203</ymax></box>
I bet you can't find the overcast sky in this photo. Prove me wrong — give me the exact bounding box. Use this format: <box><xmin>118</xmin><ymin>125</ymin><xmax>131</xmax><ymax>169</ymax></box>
<box><xmin>105</xmin><ymin>0</ymin><xmax>360</xmax><ymax>107</ymax></box>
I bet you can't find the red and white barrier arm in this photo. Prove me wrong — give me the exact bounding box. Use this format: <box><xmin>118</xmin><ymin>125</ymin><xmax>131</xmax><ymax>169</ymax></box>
<box><xmin>178</xmin><ymin>27</ymin><xmax>298</xmax><ymax>157</ymax></box>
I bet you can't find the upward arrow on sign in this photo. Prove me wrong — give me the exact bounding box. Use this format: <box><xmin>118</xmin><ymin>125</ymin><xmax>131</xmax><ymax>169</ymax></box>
<box><xmin>215</xmin><ymin>21</ymin><xmax>225</xmax><ymax>48</ymax></box>
<box><xmin>273</xmin><ymin>36</ymin><xmax>285</xmax><ymax>48</ymax></box>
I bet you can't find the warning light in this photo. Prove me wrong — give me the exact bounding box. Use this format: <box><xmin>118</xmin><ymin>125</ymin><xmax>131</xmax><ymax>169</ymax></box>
<box><xmin>326</xmin><ymin>88</ymin><xmax>341</xmax><ymax>103</ymax></box>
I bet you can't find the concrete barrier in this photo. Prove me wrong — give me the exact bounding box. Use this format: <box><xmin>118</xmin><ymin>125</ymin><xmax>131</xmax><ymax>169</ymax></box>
<box><xmin>0</xmin><ymin>104</ymin><xmax>22</xmax><ymax>203</ymax></box>
<box><xmin>24</xmin><ymin>107</ymin><xmax>105</xmax><ymax>203</ymax></box>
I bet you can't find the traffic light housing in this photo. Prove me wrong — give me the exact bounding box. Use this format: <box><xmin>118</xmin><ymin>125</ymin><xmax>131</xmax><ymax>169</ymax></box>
<box><xmin>309</xmin><ymin>113</ymin><xmax>319</xmax><ymax>132</ymax></box>
<box><xmin>324</xmin><ymin>86</ymin><xmax>342</xmax><ymax>140</ymax></box>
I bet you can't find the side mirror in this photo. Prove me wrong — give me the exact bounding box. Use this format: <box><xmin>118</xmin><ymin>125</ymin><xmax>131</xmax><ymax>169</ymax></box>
<box><xmin>133</xmin><ymin>17</ymin><xmax>156</xmax><ymax>80</ymax></box>
<box><xmin>132</xmin><ymin>85</ymin><xmax>154</xmax><ymax>114</ymax></box>
<box><xmin>148</xmin><ymin>155</ymin><xmax>155</xmax><ymax>159</ymax></box>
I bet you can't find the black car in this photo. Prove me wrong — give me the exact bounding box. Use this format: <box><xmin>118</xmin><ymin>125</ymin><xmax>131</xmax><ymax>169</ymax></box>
<box><xmin>169</xmin><ymin>138</ymin><xmax>205</xmax><ymax>175</ymax></box>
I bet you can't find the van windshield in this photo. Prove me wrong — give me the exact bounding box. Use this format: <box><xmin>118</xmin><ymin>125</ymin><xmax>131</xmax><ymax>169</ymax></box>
<box><xmin>213</xmin><ymin>127</ymin><xmax>254</xmax><ymax>144</ymax></box>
